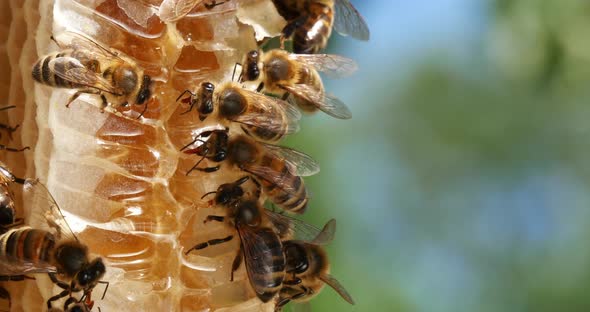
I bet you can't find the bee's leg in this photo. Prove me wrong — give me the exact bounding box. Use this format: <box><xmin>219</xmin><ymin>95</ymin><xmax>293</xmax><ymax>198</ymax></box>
<box><xmin>204</xmin><ymin>0</ymin><xmax>227</xmax><ymax>10</ymax></box>
<box><xmin>66</xmin><ymin>89</ymin><xmax>100</xmax><ymax>108</ymax></box>
<box><xmin>275</xmin><ymin>286</ymin><xmax>310</xmax><ymax>311</ymax></box>
<box><xmin>137</xmin><ymin>102</ymin><xmax>149</xmax><ymax>119</ymax></box>
<box><xmin>204</xmin><ymin>215</ymin><xmax>225</xmax><ymax>223</ymax></box>
<box><xmin>230</xmin><ymin>248</ymin><xmax>243</xmax><ymax>282</ymax></box>
<box><xmin>98</xmin><ymin>280</ymin><xmax>110</xmax><ymax>300</ymax></box>
<box><xmin>187</xmin><ymin>158</ymin><xmax>220</xmax><ymax>175</ymax></box>
<box><xmin>281</xmin><ymin>92</ymin><xmax>290</xmax><ymax>101</ymax></box>
<box><xmin>180</xmin><ymin>138</ymin><xmax>206</xmax><ymax>152</ymax></box>
<box><xmin>0</xmin><ymin>286</ymin><xmax>10</xmax><ymax>310</ymax></box>
<box><xmin>48</xmin><ymin>272</ymin><xmax>71</xmax><ymax>290</ymax></box>
<box><xmin>0</xmin><ymin>275</ymin><xmax>34</xmax><ymax>282</ymax></box>
<box><xmin>232</xmin><ymin>63</ymin><xmax>241</xmax><ymax>82</ymax></box>
<box><xmin>186</xmin><ymin>155</ymin><xmax>210</xmax><ymax>175</ymax></box>
<box><xmin>0</xmin><ymin>144</ymin><xmax>29</xmax><ymax>153</ymax></box>
<box><xmin>250</xmin><ymin>177</ymin><xmax>262</xmax><ymax>198</ymax></box>
<box><xmin>176</xmin><ymin>89</ymin><xmax>196</xmax><ymax>103</ymax></box>
<box><xmin>100</xmin><ymin>94</ymin><xmax>108</xmax><ymax>112</ymax></box>
<box><xmin>47</xmin><ymin>288</ymin><xmax>70</xmax><ymax>310</ymax></box>
<box><xmin>50</xmin><ymin>35</ymin><xmax>63</xmax><ymax>48</ymax></box>
<box><xmin>63</xmin><ymin>297</ymin><xmax>77</xmax><ymax>311</ymax></box>
<box><xmin>275</xmin><ymin>297</ymin><xmax>290</xmax><ymax>311</ymax></box>
<box><xmin>0</xmin><ymin>123</ymin><xmax>19</xmax><ymax>141</ymax></box>
<box><xmin>66</xmin><ymin>90</ymin><xmax>87</xmax><ymax>108</ymax></box>
<box><xmin>185</xmin><ymin>235</ymin><xmax>234</xmax><ymax>255</ymax></box>
<box><xmin>177</xmin><ymin>90</ymin><xmax>197</xmax><ymax>115</ymax></box>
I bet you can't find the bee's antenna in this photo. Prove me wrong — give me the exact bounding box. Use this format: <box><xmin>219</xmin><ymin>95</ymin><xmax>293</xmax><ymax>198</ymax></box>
<box><xmin>0</xmin><ymin>145</ymin><xmax>29</xmax><ymax>153</ymax></box>
<box><xmin>98</xmin><ymin>280</ymin><xmax>109</xmax><ymax>300</ymax></box>
<box><xmin>0</xmin><ymin>105</ymin><xmax>16</xmax><ymax>111</ymax></box>
<box><xmin>201</xmin><ymin>190</ymin><xmax>217</xmax><ymax>199</ymax></box>
<box><xmin>136</xmin><ymin>102</ymin><xmax>148</xmax><ymax>120</ymax></box>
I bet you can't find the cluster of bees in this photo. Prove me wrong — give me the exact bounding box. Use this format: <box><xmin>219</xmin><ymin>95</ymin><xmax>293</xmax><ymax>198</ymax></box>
<box><xmin>2</xmin><ymin>0</ymin><xmax>369</xmax><ymax>311</ymax></box>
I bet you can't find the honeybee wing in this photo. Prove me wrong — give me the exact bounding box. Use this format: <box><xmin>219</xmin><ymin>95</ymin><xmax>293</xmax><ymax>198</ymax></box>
<box><xmin>159</xmin><ymin>0</ymin><xmax>205</xmax><ymax>22</ymax></box>
<box><xmin>23</xmin><ymin>179</ymin><xmax>78</xmax><ymax>243</ymax></box>
<box><xmin>259</xmin><ymin>143</ymin><xmax>320</xmax><ymax>177</ymax></box>
<box><xmin>289</xmin><ymin>54</ymin><xmax>358</xmax><ymax>79</ymax></box>
<box><xmin>230</xmin><ymin>90</ymin><xmax>301</xmax><ymax>136</ymax></box>
<box><xmin>280</xmin><ymin>84</ymin><xmax>352</xmax><ymax>119</ymax></box>
<box><xmin>333</xmin><ymin>0</ymin><xmax>370</xmax><ymax>41</ymax></box>
<box><xmin>237</xmin><ymin>226</ymin><xmax>285</xmax><ymax>300</ymax></box>
<box><xmin>319</xmin><ymin>274</ymin><xmax>355</xmax><ymax>305</ymax></box>
<box><xmin>49</xmin><ymin>57</ymin><xmax>122</xmax><ymax>95</ymax></box>
<box><xmin>265</xmin><ymin>212</ymin><xmax>335</xmax><ymax>245</ymax></box>
<box><xmin>0</xmin><ymin>258</ymin><xmax>57</xmax><ymax>276</ymax></box>
<box><xmin>242</xmin><ymin>164</ymin><xmax>303</xmax><ymax>196</ymax></box>
<box><xmin>53</xmin><ymin>31</ymin><xmax>121</xmax><ymax>60</ymax></box>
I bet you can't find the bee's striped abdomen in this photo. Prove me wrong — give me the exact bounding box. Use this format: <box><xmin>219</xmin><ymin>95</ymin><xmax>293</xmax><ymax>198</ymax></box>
<box><xmin>257</xmin><ymin>154</ymin><xmax>308</xmax><ymax>214</ymax></box>
<box><xmin>32</xmin><ymin>52</ymin><xmax>79</xmax><ymax>89</ymax></box>
<box><xmin>243</xmin><ymin>227</ymin><xmax>285</xmax><ymax>302</ymax></box>
<box><xmin>0</xmin><ymin>228</ymin><xmax>55</xmax><ymax>264</ymax></box>
<box><xmin>293</xmin><ymin>3</ymin><xmax>334</xmax><ymax>54</ymax></box>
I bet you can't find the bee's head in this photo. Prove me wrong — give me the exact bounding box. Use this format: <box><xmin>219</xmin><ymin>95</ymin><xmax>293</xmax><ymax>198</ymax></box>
<box><xmin>198</xmin><ymin>82</ymin><xmax>215</xmax><ymax>120</ymax></box>
<box><xmin>75</xmin><ymin>258</ymin><xmax>106</xmax><ymax>289</ymax></box>
<box><xmin>243</xmin><ymin>50</ymin><xmax>261</xmax><ymax>82</ymax></box>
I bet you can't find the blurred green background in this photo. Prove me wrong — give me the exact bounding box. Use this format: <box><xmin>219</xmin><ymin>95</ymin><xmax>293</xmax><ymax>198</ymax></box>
<box><xmin>284</xmin><ymin>1</ymin><xmax>590</xmax><ymax>311</ymax></box>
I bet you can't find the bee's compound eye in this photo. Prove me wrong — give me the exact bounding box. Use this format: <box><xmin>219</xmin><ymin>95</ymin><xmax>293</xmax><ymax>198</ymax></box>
<box><xmin>284</xmin><ymin>242</ymin><xmax>309</xmax><ymax>274</ymax></box>
<box><xmin>247</xmin><ymin>50</ymin><xmax>259</xmax><ymax>60</ymax></box>
<box><xmin>203</xmin><ymin>82</ymin><xmax>215</xmax><ymax>93</ymax></box>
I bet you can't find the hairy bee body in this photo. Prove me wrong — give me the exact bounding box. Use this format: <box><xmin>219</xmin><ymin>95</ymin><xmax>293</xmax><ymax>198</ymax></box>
<box><xmin>227</xmin><ymin>135</ymin><xmax>309</xmax><ymax>214</ymax></box>
<box><xmin>255</xmin><ymin>152</ymin><xmax>309</xmax><ymax>214</ymax></box>
<box><xmin>276</xmin><ymin>240</ymin><xmax>353</xmax><ymax>310</ymax></box>
<box><xmin>242</xmin><ymin>49</ymin><xmax>354</xmax><ymax>119</ymax></box>
<box><xmin>272</xmin><ymin>0</ymin><xmax>333</xmax><ymax>54</ymax></box>
<box><xmin>218</xmin><ymin>86</ymin><xmax>295</xmax><ymax>142</ymax></box>
<box><xmin>32</xmin><ymin>51</ymin><xmax>96</xmax><ymax>89</ymax></box>
<box><xmin>31</xmin><ymin>32</ymin><xmax>152</xmax><ymax>111</ymax></box>
<box><xmin>239</xmin><ymin>225</ymin><xmax>286</xmax><ymax>302</ymax></box>
<box><xmin>178</xmin><ymin>82</ymin><xmax>300</xmax><ymax>143</ymax></box>
<box><xmin>272</xmin><ymin>0</ymin><xmax>369</xmax><ymax>54</ymax></box>
<box><xmin>0</xmin><ymin>227</ymin><xmax>56</xmax><ymax>265</ymax></box>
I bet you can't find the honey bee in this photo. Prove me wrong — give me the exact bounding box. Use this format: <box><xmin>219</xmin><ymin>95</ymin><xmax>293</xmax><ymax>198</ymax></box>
<box><xmin>186</xmin><ymin>176</ymin><xmax>286</xmax><ymax>303</ymax></box>
<box><xmin>158</xmin><ymin>0</ymin><xmax>227</xmax><ymax>22</ymax></box>
<box><xmin>271</xmin><ymin>0</ymin><xmax>370</xmax><ymax>54</ymax></box>
<box><xmin>182</xmin><ymin>130</ymin><xmax>319</xmax><ymax>214</ymax></box>
<box><xmin>32</xmin><ymin>31</ymin><xmax>152</xmax><ymax>114</ymax></box>
<box><xmin>187</xmin><ymin>176</ymin><xmax>336</xmax><ymax>302</ymax></box>
<box><xmin>177</xmin><ymin>82</ymin><xmax>301</xmax><ymax>142</ymax></box>
<box><xmin>276</xmin><ymin>240</ymin><xmax>354</xmax><ymax>311</ymax></box>
<box><xmin>240</xmin><ymin>49</ymin><xmax>357</xmax><ymax>119</ymax></box>
<box><xmin>0</xmin><ymin>179</ymin><xmax>108</xmax><ymax>310</ymax></box>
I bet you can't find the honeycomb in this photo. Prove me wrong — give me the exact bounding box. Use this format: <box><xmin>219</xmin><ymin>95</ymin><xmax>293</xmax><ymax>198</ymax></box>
<box><xmin>1</xmin><ymin>0</ymin><xmax>298</xmax><ymax>311</ymax></box>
